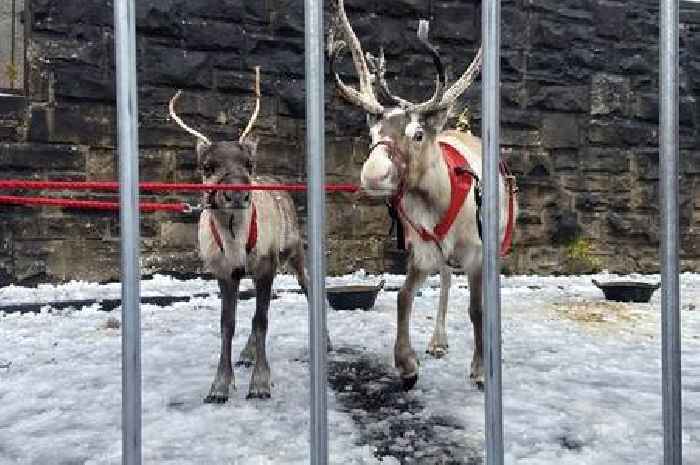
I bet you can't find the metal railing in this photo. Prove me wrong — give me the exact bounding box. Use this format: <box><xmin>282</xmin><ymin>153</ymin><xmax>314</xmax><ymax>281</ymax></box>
<box><xmin>304</xmin><ymin>0</ymin><xmax>329</xmax><ymax>463</ymax></box>
<box><xmin>115</xmin><ymin>1</ymin><xmax>141</xmax><ymax>463</ymax></box>
<box><xmin>0</xmin><ymin>0</ymin><xmax>24</xmax><ymax>91</ymax></box>
<box><xmin>112</xmin><ymin>0</ymin><xmax>683</xmax><ymax>464</ymax></box>
<box><xmin>660</xmin><ymin>0</ymin><xmax>682</xmax><ymax>463</ymax></box>
<box><xmin>482</xmin><ymin>1</ymin><xmax>503</xmax><ymax>464</ymax></box>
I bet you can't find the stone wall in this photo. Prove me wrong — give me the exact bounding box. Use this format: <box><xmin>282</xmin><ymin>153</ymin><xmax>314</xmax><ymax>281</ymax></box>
<box><xmin>1</xmin><ymin>0</ymin><xmax>700</xmax><ymax>284</ymax></box>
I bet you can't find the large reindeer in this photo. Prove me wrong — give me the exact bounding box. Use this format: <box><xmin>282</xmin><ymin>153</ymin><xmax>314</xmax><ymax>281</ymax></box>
<box><xmin>330</xmin><ymin>1</ymin><xmax>518</xmax><ymax>389</ymax></box>
<box><xmin>169</xmin><ymin>68</ymin><xmax>310</xmax><ymax>401</ymax></box>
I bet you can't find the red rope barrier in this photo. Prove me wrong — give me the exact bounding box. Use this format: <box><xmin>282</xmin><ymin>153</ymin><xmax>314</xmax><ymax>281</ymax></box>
<box><xmin>0</xmin><ymin>195</ymin><xmax>187</xmax><ymax>213</ymax></box>
<box><xmin>0</xmin><ymin>180</ymin><xmax>360</xmax><ymax>193</ymax></box>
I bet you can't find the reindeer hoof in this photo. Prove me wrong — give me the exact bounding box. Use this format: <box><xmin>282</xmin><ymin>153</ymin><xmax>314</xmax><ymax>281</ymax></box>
<box><xmin>470</xmin><ymin>372</ymin><xmax>485</xmax><ymax>391</ymax></box>
<box><xmin>246</xmin><ymin>390</ymin><xmax>271</xmax><ymax>400</ymax></box>
<box><xmin>235</xmin><ymin>360</ymin><xmax>254</xmax><ymax>368</ymax></box>
<box><xmin>204</xmin><ymin>393</ymin><xmax>229</xmax><ymax>404</ymax></box>
<box><xmin>401</xmin><ymin>374</ymin><xmax>418</xmax><ymax>391</ymax></box>
<box><xmin>204</xmin><ymin>382</ymin><xmax>231</xmax><ymax>404</ymax></box>
<box><xmin>426</xmin><ymin>345</ymin><xmax>448</xmax><ymax>359</ymax></box>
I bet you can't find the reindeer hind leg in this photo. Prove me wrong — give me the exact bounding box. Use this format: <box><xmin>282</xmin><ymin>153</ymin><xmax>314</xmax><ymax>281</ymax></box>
<box><xmin>291</xmin><ymin>243</ymin><xmax>332</xmax><ymax>352</ymax></box>
<box><xmin>468</xmin><ymin>268</ymin><xmax>484</xmax><ymax>390</ymax></box>
<box><xmin>247</xmin><ymin>264</ymin><xmax>274</xmax><ymax>399</ymax></box>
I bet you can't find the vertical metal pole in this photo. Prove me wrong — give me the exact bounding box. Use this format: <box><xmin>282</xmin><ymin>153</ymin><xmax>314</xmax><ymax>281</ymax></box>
<box><xmin>660</xmin><ymin>0</ymin><xmax>682</xmax><ymax>464</ymax></box>
<box><xmin>482</xmin><ymin>0</ymin><xmax>504</xmax><ymax>464</ymax></box>
<box><xmin>115</xmin><ymin>0</ymin><xmax>141</xmax><ymax>464</ymax></box>
<box><xmin>304</xmin><ymin>0</ymin><xmax>328</xmax><ymax>464</ymax></box>
<box><xmin>11</xmin><ymin>0</ymin><xmax>16</xmax><ymax>88</ymax></box>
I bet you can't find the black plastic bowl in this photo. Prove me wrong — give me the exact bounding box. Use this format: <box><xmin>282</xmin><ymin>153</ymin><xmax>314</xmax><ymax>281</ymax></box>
<box><xmin>326</xmin><ymin>280</ymin><xmax>385</xmax><ymax>311</ymax></box>
<box><xmin>592</xmin><ymin>279</ymin><xmax>661</xmax><ymax>303</ymax></box>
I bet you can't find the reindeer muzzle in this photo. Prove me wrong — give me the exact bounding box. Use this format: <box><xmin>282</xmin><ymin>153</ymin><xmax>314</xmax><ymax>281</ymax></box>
<box><xmin>206</xmin><ymin>191</ymin><xmax>252</xmax><ymax>210</ymax></box>
<box><xmin>360</xmin><ymin>141</ymin><xmax>406</xmax><ymax>196</ymax></box>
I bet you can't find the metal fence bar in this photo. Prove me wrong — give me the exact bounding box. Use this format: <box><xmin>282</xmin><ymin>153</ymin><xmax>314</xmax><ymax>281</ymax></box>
<box><xmin>10</xmin><ymin>0</ymin><xmax>15</xmax><ymax>88</ymax></box>
<box><xmin>660</xmin><ymin>0</ymin><xmax>682</xmax><ymax>463</ymax></box>
<box><xmin>482</xmin><ymin>0</ymin><xmax>504</xmax><ymax>464</ymax></box>
<box><xmin>114</xmin><ymin>0</ymin><xmax>142</xmax><ymax>464</ymax></box>
<box><xmin>304</xmin><ymin>0</ymin><xmax>328</xmax><ymax>463</ymax></box>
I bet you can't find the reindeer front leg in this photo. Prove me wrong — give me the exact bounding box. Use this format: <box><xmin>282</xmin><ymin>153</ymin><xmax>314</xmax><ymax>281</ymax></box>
<box><xmin>427</xmin><ymin>266</ymin><xmax>451</xmax><ymax>358</ymax></box>
<box><xmin>204</xmin><ymin>278</ymin><xmax>240</xmax><ymax>403</ymax></box>
<box><xmin>468</xmin><ymin>269</ymin><xmax>484</xmax><ymax>389</ymax></box>
<box><xmin>396</xmin><ymin>266</ymin><xmax>427</xmax><ymax>390</ymax></box>
<box><xmin>247</xmin><ymin>263</ymin><xmax>274</xmax><ymax>399</ymax></box>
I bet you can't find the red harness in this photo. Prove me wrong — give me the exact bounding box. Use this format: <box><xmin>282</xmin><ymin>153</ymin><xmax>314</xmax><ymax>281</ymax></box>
<box><xmin>209</xmin><ymin>204</ymin><xmax>258</xmax><ymax>255</ymax></box>
<box><xmin>392</xmin><ymin>142</ymin><xmax>516</xmax><ymax>257</ymax></box>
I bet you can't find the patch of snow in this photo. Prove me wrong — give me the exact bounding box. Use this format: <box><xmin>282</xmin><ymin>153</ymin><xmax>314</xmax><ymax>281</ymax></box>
<box><xmin>0</xmin><ymin>272</ymin><xmax>698</xmax><ymax>464</ymax></box>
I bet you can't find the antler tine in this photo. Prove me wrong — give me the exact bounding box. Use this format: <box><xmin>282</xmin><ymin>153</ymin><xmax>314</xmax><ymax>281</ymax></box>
<box><xmin>406</xmin><ymin>20</ymin><xmax>446</xmax><ymax>113</ymax></box>
<box><xmin>367</xmin><ymin>48</ymin><xmax>413</xmax><ymax>108</ymax></box>
<box><xmin>437</xmin><ymin>45</ymin><xmax>483</xmax><ymax>110</ymax></box>
<box><xmin>331</xmin><ymin>0</ymin><xmax>384</xmax><ymax>114</ymax></box>
<box><xmin>169</xmin><ymin>90</ymin><xmax>212</xmax><ymax>146</ymax></box>
<box><xmin>330</xmin><ymin>40</ymin><xmax>384</xmax><ymax>114</ymax></box>
<box><xmin>417</xmin><ymin>20</ymin><xmax>446</xmax><ymax>88</ymax></box>
<box><xmin>239</xmin><ymin>66</ymin><xmax>261</xmax><ymax>143</ymax></box>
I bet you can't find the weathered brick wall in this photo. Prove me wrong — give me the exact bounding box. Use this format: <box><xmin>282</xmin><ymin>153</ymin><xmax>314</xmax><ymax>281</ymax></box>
<box><xmin>0</xmin><ymin>0</ymin><xmax>699</xmax><ymax>284</ymax></box>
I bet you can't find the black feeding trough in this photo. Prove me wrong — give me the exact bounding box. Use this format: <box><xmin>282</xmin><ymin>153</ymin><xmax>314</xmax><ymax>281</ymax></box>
<box><xmin>326</xmin><ymin>279</ymin><xmax>385</xmax><ymax>311</ymax></box>
<box><xmin>592</xmin><ymin>279</ymin><xmax>661</xmax><ymax>303</ymax></box>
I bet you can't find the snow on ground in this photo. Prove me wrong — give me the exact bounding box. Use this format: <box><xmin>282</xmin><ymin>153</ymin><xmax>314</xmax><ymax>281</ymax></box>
<box><xmin>0</xmin><ymin>272</ymin><xmax>699</xmax><ymax>464</ymax></box>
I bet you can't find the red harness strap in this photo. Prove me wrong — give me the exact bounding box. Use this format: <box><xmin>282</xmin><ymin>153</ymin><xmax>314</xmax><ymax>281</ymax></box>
<box><xmin>393</xmin><ymin>142</ymin><xmax>517</xmax><ymax>257</ymax></box>
<box><xmin>499</xmin><ymin>161</ymin><xmax>516</xmax><ymax>257</ymax></box>
<box><xmin>392</xmin><ymin>142</ymin><xmax>474</xmax><ymax>246</ymax></box>
<box><xmin>210</xmin><ymin>215</ymin><xmax>225</xmax><ymax>253</ymax></box>
<box><xmin>434</xmin><ymin>143</ymin><xmax>474</xmax><ymax>239</ymax></box>
<box><xmin>209</xmin><ymin>204</ymin><xmax>258</xmax><ymax>254</ymax></box>
<box><xmin>246</xmin><ymin>206</ymin><xmax>258</xmax><ymax>253</ymax></box>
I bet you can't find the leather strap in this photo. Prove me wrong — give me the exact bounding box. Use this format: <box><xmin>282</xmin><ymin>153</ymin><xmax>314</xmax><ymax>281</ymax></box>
<box><xmin>208</xmin><ymin>204</ymin><xmax>258</xmax><ymax>255</ymax></box>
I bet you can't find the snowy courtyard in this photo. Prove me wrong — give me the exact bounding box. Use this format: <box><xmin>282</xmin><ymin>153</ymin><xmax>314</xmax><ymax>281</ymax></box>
<box><xmin>0</xmin><ymin>272</ymin><xmax>699</xmax><ymax>464</ymax></box>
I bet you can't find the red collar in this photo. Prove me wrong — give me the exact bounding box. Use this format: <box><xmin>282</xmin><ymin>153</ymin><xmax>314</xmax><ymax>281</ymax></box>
<box><xmin>209</xmin><ymin>204</ymin><xmax>258</xmax><ymax>255</ymax></box>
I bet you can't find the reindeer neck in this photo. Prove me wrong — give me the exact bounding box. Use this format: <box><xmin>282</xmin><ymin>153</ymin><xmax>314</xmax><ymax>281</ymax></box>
<box><xmin>405</xmin><ymin>139</ymin><xmax>450</xmax><ymax>212</ymax></box>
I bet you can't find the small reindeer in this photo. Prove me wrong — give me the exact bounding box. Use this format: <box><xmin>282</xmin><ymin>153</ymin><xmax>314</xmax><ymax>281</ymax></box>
<box><xmin>170</xmin><ymin>68</ymin><xmax>310</xmax><ymax>401</ymax></box>
<box><xmin>330</xmin><ymin>0</ymin><xmax>518</xmax><ymax>389</ymax></box>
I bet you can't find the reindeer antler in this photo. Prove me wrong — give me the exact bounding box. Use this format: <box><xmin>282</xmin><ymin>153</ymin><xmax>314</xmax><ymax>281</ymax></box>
<box><xmin>364</xmin><ymin>21</ymin><xmax>445</xmax><ymax>114</ymax></box>
<box><xmin>329</xmin><ymin>0</ymin><xmax>384</xmax><ymax>114</ymax></box>
<box><xmin>169</xmin><ymin>90</ymin><xmax>212</xmax><ymax>146</ymax></box>
<box><xmin>366</xmin><ymin>48</ymin><xmax>413</xmax><ymax>108</ymax></box>
<box><xmin>239</xmin><ymin>66</ymin><xmax>261</xmax><ymax>143</ymax></box>
<box><xmin>438</xmin><ymin>46</ymin><xmax>482</xmax><ymax>111</ymax></box>
<box><xmin>370</xmin><ymin>20</ymin><xmax>482</xmax><ymax>115</ymax></box>
<box><xmin>405</xmin><ymin>20</ymin><xmax>446</xmax><ymax>113</ymax></box>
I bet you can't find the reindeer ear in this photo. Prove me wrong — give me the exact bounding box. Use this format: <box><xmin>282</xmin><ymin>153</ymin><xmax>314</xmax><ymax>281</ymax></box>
<box><xmin>423</xmin><ymin>108</ymin><xmax>450</xmax><ymax>134</ymax></box>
